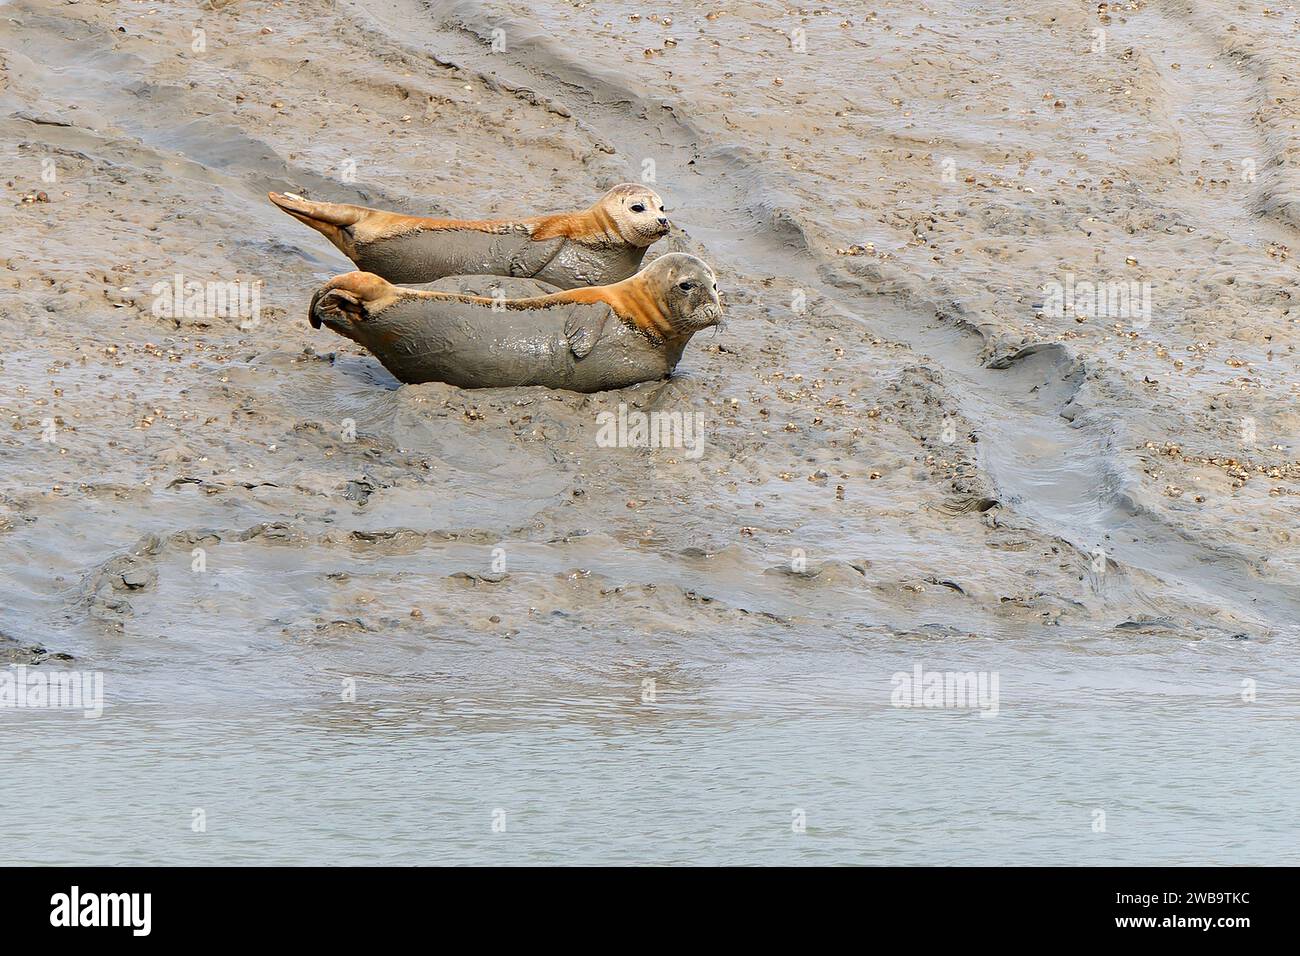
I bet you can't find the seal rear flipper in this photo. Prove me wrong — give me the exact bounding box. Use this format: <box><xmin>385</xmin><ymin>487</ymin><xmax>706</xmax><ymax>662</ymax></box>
<box><xmin>309</xmin><ymin>288</ymin><xmax>362</xmax><ymax>330</ymax></box>
<box><xmin>269</xmin><ymin>192</ymin><xmax>366</xmax><ymax>255</ymax></box>
<box><xmin>309</xmin><ymin>271</ymin><xmax>398</xmax><ymax>329</ymax></box>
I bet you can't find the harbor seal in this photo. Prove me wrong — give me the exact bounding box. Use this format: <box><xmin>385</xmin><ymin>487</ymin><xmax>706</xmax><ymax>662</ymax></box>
<box><xmin>308</xmin><ymin>253</ymin><xmax>722</xmax><ymax>392</ymax></box>
<box><xmin>269</xmin><ymin>184</ymin><xmax>670</xmax><ymax>289</ymax></box>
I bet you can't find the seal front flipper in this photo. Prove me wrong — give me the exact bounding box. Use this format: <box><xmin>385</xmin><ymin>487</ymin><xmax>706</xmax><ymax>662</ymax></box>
<box><xmin>508</xmin><ymin>234</ymin><xmax>567</xmax><ymax>279</ymax></box>
<box><xmin>563</xmin><ymin>306</ymin><xmax>613</xmax><ymax>359</ymax></box>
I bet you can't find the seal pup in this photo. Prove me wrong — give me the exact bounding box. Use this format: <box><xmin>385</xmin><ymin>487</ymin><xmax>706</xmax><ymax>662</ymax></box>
<box><xmin>269</xmin><ymin>184</ymin><xmax>670</xmax><ymax>289</ymax></box>
<box><xmin>308</xmin><ymin>253</ymin><xmax>722</xmax><ymax>393</ymax></box>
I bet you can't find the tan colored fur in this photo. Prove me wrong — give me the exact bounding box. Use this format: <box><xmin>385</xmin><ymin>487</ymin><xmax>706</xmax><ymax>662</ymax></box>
<box><xmin>269</xmin><ymin>183</ymin><xmax>665</xmax><ymax>257</ymax></box>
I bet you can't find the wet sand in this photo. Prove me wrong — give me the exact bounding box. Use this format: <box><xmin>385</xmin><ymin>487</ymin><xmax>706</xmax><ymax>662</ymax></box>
<box><xmin>1</xmin><ymin>0</ymin><xmax>1297</xmax><ymax>864</ymax></box>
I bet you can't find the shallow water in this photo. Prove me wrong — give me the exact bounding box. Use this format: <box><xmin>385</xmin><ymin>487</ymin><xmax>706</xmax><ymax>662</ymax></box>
<box><xmin>1</xmin><ymin>0</ymin><xmax>1297</xmax><ymax>865</ymax></box>
<box><xmin>8</xmin><ymin>653</ymin><xmax>1299</xmax><ymax>866</ymax></box>
<box><xmin>6</xmin><ymin>585</ymin><xmax>1297</xmax><ymax>864</ymax></box>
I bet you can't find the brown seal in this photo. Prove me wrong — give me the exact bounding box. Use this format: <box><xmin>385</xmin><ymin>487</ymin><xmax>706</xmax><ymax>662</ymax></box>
<box><xmin>309</xmin><ymin>253</ymin><xmax>722</xmax><ymax>392</ymax></box>
<box><xmin>269</xmin><ymin>184</ymin><xmax>670</xmax><ymax>289</ymax></box>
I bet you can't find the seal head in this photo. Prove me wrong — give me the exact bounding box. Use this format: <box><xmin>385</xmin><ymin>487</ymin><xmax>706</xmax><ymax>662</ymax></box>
<box><xmin>637</xmin><ymin>252</ymin><xmax>721</xmax><ymax>335</ymax></box>
<box><xmin>578</xmin><ymin>183</ymin><xmax>671</xmax><ymax>248</ymax></box>
<box><xmin>563</xmin><ymin>252</ymin><xmax>720</xmax><ymax>341</ymax></box>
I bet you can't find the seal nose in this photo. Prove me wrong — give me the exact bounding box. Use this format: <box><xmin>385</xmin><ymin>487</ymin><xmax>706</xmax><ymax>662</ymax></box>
<box><xmin>657</xmin><ymin>217</ymin><xmax>669</xmax><ymax>227</ymax></box>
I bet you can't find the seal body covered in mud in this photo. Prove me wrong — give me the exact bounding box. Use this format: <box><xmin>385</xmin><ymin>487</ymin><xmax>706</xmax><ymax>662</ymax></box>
<box><xmin>309</xmin><ymin>253</ymin><xmax>722</xmax><ymax>393</ymax></box>
<box><xmin>270</xmin><ymin>184</ymin><xmax>670</xmax><ymax>289</ymax></box>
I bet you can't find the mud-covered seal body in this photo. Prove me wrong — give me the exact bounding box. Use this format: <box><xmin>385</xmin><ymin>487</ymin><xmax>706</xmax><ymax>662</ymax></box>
<box><xmin>329</xmin><ymin>297</ymin><xmax>686</xmax><ymax>392</ymax></box>
<box><xmin>309</xmin><ymin>254</ymin><xmax>721</xmax><ymax>393</ymax></box>
<box><xmin>270</xmin><ymin>184</ymin><xmax>669</xmax><ymax>289</ymax></box>
<box><xmin>402</xmin><ymin>276</ymin><xmax>563</xmax><ymax>298</ymax></box>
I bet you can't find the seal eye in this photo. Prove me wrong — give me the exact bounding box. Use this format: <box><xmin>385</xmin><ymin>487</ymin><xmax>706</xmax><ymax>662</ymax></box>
<box><xmin>630</xmin><ymin>203</ymin><xmax>646</xmax><ymax>213</ymax></box>
<box><xmin>678</xmin><ymin>281</ymin><xmax>694</xmax><ymax>292</ymax></box>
